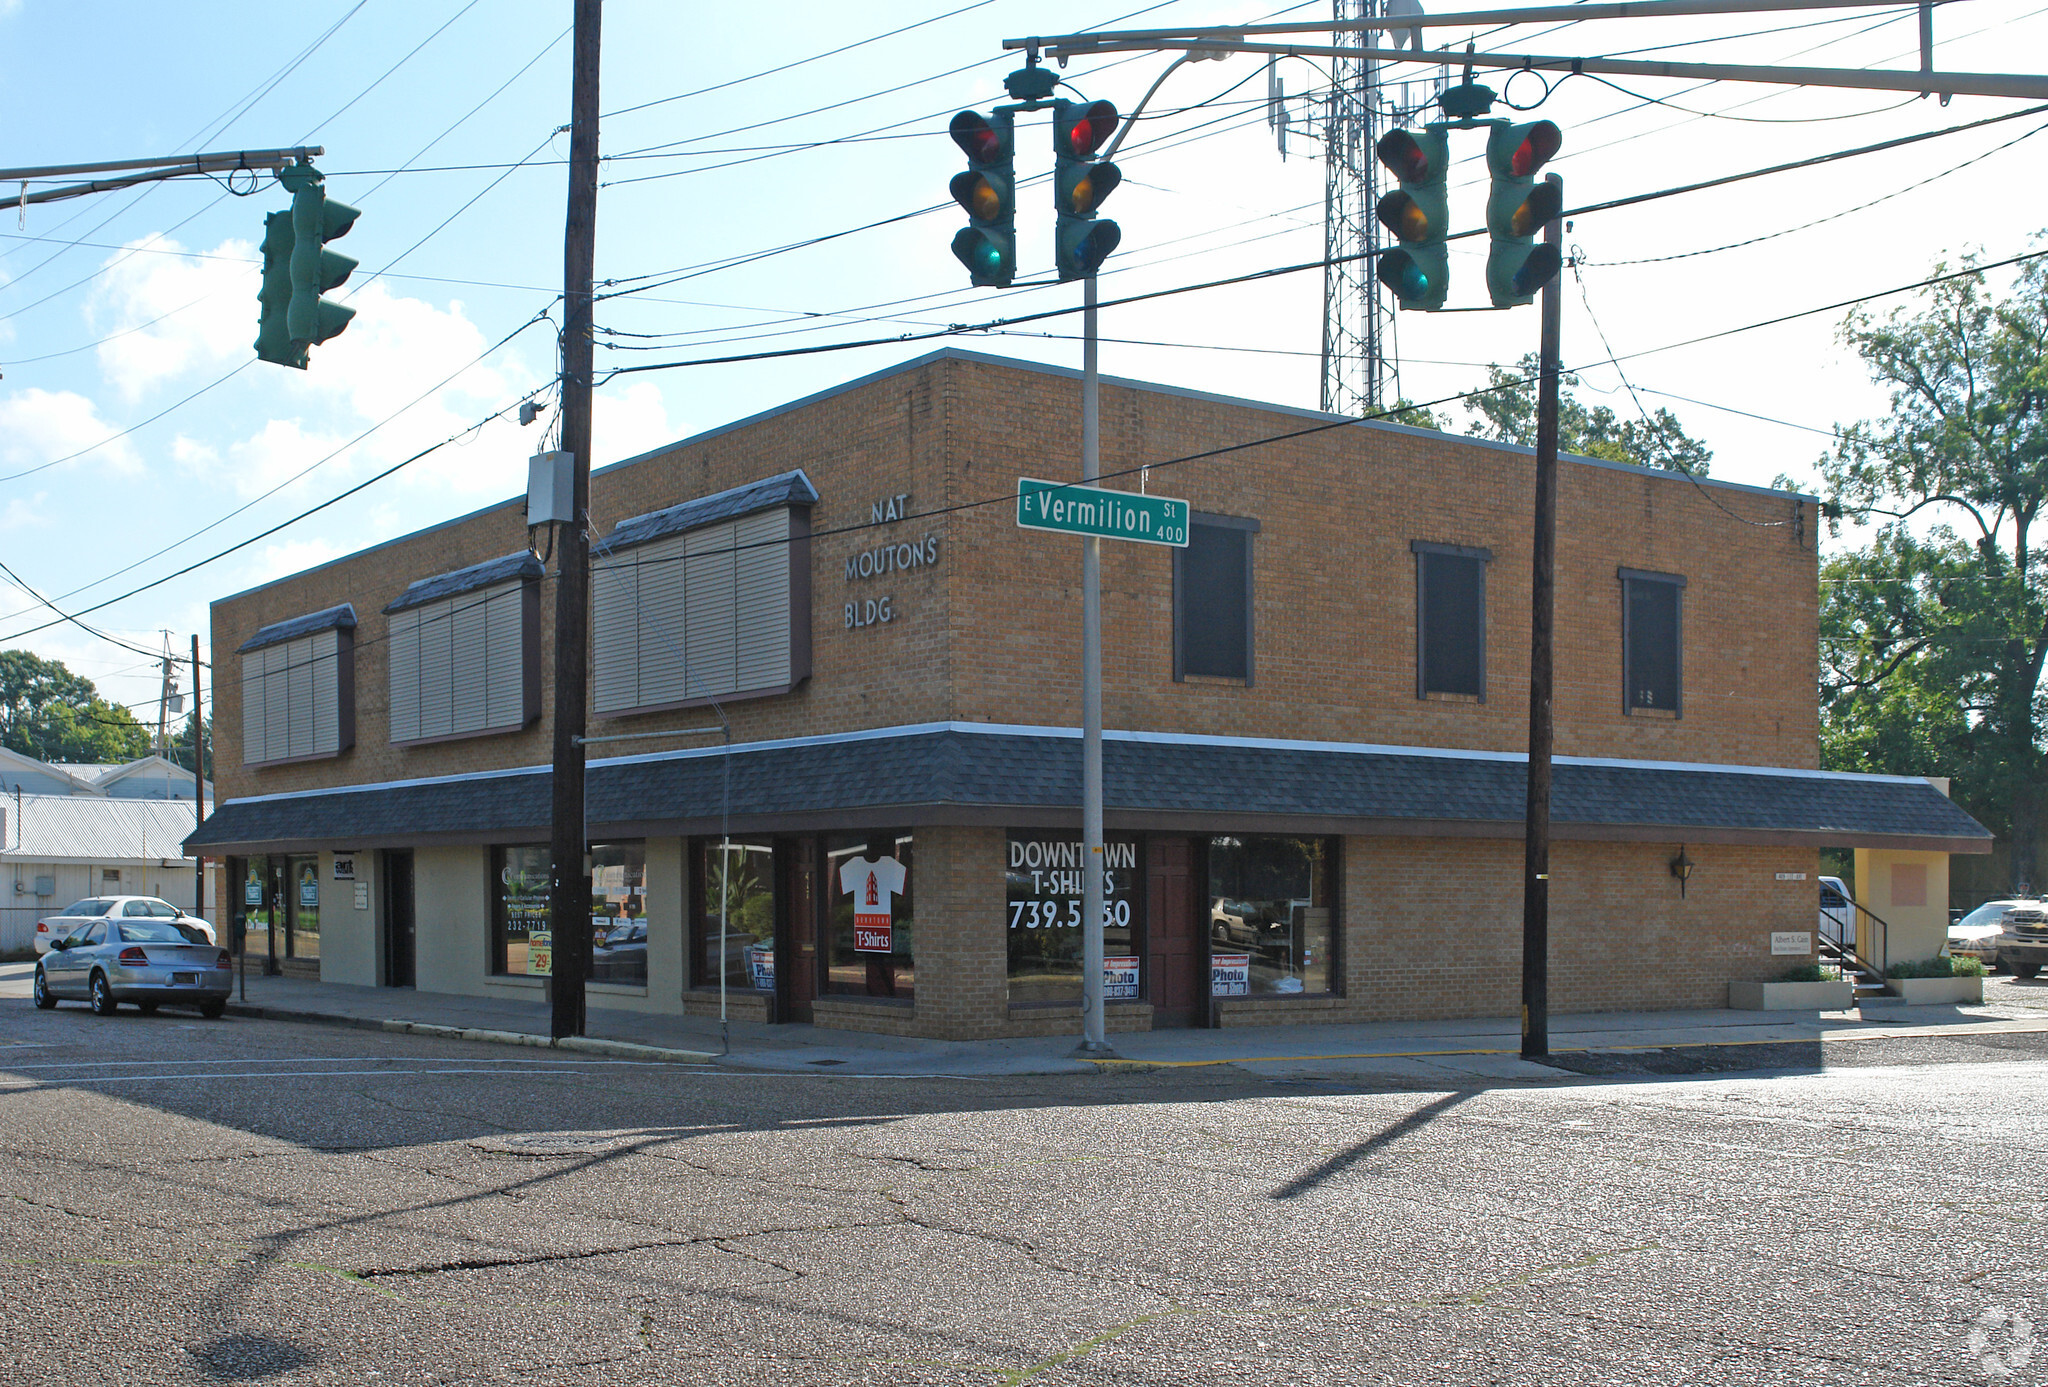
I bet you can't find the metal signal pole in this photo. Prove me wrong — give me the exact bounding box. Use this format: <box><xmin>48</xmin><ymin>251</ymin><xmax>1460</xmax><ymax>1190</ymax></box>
<box><xmin>1521</xmin><ymin>174</ymin><xmax>1563</xmax><ymax>1061</ymax></box>
<box><xmin>549</xmin><ymin>0</ymin><xmax>602</xmax><ymax>1042</ymax></box>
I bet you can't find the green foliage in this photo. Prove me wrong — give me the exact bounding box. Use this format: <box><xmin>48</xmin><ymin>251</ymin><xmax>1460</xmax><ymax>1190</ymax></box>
<box><xmin>0</xmin><ymin>649</ymin><xmax>149</xmax><ymax>765</ymax></box>
<box><xmin>1886</xmin><ymin>953</ymin><xmax>1985</xmax><ymax>979</ymax></box>
<box><xmin>1817</xmin><ymin>253</ymin><xmax>2048</xmax><ymax>886</ymax></box>
<box><xmin>1381</xmin><ymin>398</ymin><xmax>1444</xmax><ymax>431</ymax></box>
<box><xmin>1462</xmin><ymin>352</ymin><xmax>1713</xmax><ymax>474</ymax></box>
<box><xmin>1779</xmin><ymin>962</ymin><xmax>1842</xmax><ymax>983</ymax></box>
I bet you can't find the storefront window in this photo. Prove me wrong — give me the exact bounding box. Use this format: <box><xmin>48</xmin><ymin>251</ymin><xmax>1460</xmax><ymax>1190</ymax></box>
<box><xmin>590</xmin><ymin>842</ymin><xmax>648</xmax><ymax>987</ymax></box>
<box><xmin>1207</xmin><ymin>835</ymin><xmax>1334</xmax><ymax>996</ymax></box>
<box><xmin>696</xmin><ymin>838</ymin><xmax>775</xmax><ymax>992</ymax></box>
<box><xmin>824</xmin><ymin>832</ymin><xmax>913</xmax><ymax>999</ymax></box>
<box><xmin>1006</xmin><ymin>832</ymin><xmax>1141</xmax><ymax>1005</ymax></box>
<box><xmin>286</xmin><ymin>854</ymin><xmax>320</xmax><ymax>960</ymax></box>
<box><xmin>494</xmin><ymin>845</ymin><xmax>551</xmax><ymax>976</ymax></box>
<box><xmin>235</xmin><ymin>855</ymin><xmax>279</xmax><ymax>960</ymax></box>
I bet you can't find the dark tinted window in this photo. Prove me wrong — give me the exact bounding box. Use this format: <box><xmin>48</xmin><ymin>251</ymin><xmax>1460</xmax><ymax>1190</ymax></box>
<box><xmin>1623</xmin><ymin>573</ymin><xmax>1683</xmax><ymax>712</ymax></box>
<box><xmin>1418</xmin><ymin>549</ymin><xmax>1486</xmax><ymax>697</ymax></box>
<box><xmin>119</xmin><ymin>920</ymin><xmax>205</xmax><ymax>945</ymax></box>
<box><xmin>1176</xmin><ymin>517</ymin><xmax>1254</xmax><ymax>681</ymax></box>
<box><xmin>61</xmin><ymin>899</ymin><xmax>113</xmax><ymax>918</ymax></box>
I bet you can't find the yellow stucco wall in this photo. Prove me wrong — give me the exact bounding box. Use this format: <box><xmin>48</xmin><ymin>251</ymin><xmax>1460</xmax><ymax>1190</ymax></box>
<box><xmin>1852</xmin><ymin>848</ymin><xmax>1950</xmax><ymax>969</ymax></box>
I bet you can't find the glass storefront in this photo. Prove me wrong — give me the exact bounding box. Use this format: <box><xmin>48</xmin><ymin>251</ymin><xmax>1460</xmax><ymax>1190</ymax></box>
<box><xmin>286</xmin><ymin>854</ymin><xmax>320</xmax><ymax>960</ymax></box>
<box><xmin>236</xmin><ymin>855</ymin><xmax>279</xmax><ymax>960</ymax></box>
<box><xmin>824</xmin><ymin>831</ymin><xmax>913</xmax><ymax>999</ymax></box>
<box><xmin>590</xmin><ymin>842</ymin><xmax>648</xmax><ymax>986</ymax></box>
<box><xmin>695</xmin><ymin>837</ymin><xmax>776</xmax><ymax>992</ymax></box>
<box><xmin>1207</xmin><ymin>835</ymin><xmax>1335</xmax><ymax>996</ymax></box>
<box><xmin>493</xmin><ymin>845</ymin><xmax>552</xmax><ymax>976</ymax></box>
<box><xmin>1005</xmin><ymin>832</ymin><xmax>1142</xmax><ymax>1005</ymax></box>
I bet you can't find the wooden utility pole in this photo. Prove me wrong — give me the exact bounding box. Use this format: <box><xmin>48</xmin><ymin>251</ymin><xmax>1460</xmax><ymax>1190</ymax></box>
<box><xmin>549</xmin><ymin>0</ymin><xmax>602</xmax><ymax>1041</ymax></box>
<box><xmin>1520</xmin><ymin>175</ymin><xmax>1564</xmax><ymax>1061</ymax></box>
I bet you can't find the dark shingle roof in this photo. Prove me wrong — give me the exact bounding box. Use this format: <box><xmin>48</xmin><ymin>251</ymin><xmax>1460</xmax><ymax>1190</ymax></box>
<box><xmin>384</xmin><ymin>551</ymin><xmax>542</xmax><ymax>614</ymax></box>
<box><xmin>187</xmin><ymin>726</ymin><xmax>1992</xmax><ymax>855</ymax></box>
<box><xmin>237</xmin><ymin>604</ymin><xmax>357</xmax><ymax>653</ymax></box>
<box><xmin>605</xmin><ymin>469</ymin><xmax>818</xmax><ymax>552</ymax></box>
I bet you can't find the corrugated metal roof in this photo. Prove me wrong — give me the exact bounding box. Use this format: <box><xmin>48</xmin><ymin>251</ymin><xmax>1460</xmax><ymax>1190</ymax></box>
<box><xmin>384</xmin><ymin>550</ymin><xmax>543</xmax><ymax>613</ymax></box>
<box><xmin>239</xmin><ymin>603</ymin><xmax>357</xmax><ymax>653</ymax></box>
<box><xmin>605</xmin><ymin>469</ymin><xmax>817</xmax><ymax>551</ymax></box>
<box><xmin>1</xmin><ymin>794</ymin><xmax>202</xmax><ymax>863</ymax></box>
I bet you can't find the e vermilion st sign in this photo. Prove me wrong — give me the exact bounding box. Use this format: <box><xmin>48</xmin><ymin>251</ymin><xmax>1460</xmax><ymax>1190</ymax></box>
<box><xmin>1016</xmin><ymin>477</ymin><xmax>1189</xmax><ymax>546</ymax></box>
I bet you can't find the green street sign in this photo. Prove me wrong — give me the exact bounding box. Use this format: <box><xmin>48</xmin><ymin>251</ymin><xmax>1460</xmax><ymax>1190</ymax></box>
<box><xmin>1016</xmin><ymin>477</ymin><xmax>1189</xmax><ymax>546</ymax></box>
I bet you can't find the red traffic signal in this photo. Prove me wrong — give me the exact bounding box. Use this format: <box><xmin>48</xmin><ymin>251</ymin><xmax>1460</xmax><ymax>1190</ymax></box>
<box><xmin>1375</xmin><ymin>130</ymin><xmax>1438</xmax><ymax>183</ymax></box>
<box><xmin>950</xmin><ymin>110</ymin><xmax>1005</xmax><ymax>163</ymax></box>
<box><xmin>1506</xmin><ymin>120</ymin><xmax>1561</xmax><ymax>178</ymax></box>
<box><xmin>1061</xmin><ymin>100</ymin><xmax>1119</xmax><ymax>158</ymax></box>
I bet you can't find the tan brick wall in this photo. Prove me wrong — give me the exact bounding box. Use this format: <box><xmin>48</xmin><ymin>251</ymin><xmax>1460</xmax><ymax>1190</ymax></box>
<box><xmin>212</xmin><ymin>352</ymin><xmax>1818</xmax><ymax>808</ymax></box>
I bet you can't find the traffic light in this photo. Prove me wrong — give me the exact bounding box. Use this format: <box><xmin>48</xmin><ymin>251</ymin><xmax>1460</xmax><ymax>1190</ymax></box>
<box><xmin>254</xmin><ymin>163</ymin><xmax>359</xmax><ymax>368</ymax></box>
<box><xmin>1053</xmin><ymin>98</ymin><xmax>1122</xmax><ymax>281</ymax></box>
<box><xmin>949</xmin><ymin>109</ymin><xmax>1015</xmax><ymax>288</ymax></box>
<box><xmin>1373</xmin><ymin>128</ymin><xmax>1449</xmax><ymax>311</ymax></box>
<box><xmin>1484</xmin><ymin>120</ymin><xmax>1563</xmax><ymax>308</ymax></box>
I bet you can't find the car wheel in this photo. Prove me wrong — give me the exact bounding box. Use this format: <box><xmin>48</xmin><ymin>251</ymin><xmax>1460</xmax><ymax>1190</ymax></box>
<box><xmin>198</xmin><ymin>1000</ymin><xmax>226</xmax><ymax>1020</ymax></box>
<box><xmin>89</xmin><ymin>971</ymin><xmax>119</xmax><ymax>1016</ymax></box>
<box><xmin>2013</xmin><ymin>961</ymin><xmax>2042</xmax><ymax>980</ymax></box>
<box><xmin>32</xmin><ymin>967</ymin><xmax>57</xmax><ymax>1010</ymax></box>
<box><xmin>136</xmin><ymin>1001</ymin><xmax>159</xmax><ymax>1015</ymax></box>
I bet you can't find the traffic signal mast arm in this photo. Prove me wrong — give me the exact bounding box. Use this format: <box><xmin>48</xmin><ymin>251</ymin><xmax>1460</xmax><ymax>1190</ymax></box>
<box><xmin>2</xmin><ymin>146</ymin><xmax>323</xmax><ymax>209</ymax></box>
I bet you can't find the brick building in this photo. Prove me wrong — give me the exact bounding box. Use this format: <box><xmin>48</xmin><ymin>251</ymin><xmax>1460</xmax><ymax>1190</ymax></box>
<box><xmin>187</xmin><ymin>350</ymin><xmax>1988</xmax><ymax>1037</ymax></box>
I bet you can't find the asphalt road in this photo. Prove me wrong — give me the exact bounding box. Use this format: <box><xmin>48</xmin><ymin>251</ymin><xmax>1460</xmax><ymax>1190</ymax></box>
<box><xmin>2</xmin><ymin>995</ymin><xmax>2043</xmax><ymax>1385</ymax></box>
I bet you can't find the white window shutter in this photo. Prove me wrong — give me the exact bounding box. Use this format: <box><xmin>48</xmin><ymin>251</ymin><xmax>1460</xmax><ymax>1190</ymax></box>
<box><xmin>734</xmin><ymin>508</ymin><xmax>791</xmax><ymax>690</ymax></box>
<box><xmin>387</xmin><ymin>607</ymin><xmax>421</xmax><ymax>744</ymax></box>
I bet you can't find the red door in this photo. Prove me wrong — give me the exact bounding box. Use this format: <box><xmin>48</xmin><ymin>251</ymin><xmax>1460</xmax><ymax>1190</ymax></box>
<box><xmin>1147</xmin><ymin>838</ymin><xmax>1204</xmax><ymax>1028</ymax></box>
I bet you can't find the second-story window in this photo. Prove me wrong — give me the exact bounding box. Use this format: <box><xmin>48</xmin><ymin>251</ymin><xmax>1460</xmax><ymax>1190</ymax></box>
<box><xmin>386</xmin><ymin>552</ymin><xmax>541</xmax><ymax>746</ymax></box>
<box><xmin>1413</xmin><ymin>541</ymin><xmax>1491</xmax><ymax>700</ymax></box>
<box><xmin>239</xmin><ymin>605</ymin><xmax>356</xmax><ymax>767</ymax></box>
<box><xmin>1620</xmin><ymin>567</ymin><xmax>1686</xmax><ymax>715</ymax></box>
<box><xmin>1174</xmin><ymin>513</ymin><xmax>1259</xmax><ymax>683</ymax></box>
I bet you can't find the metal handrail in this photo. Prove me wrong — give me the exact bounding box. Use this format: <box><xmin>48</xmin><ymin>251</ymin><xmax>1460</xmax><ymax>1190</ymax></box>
<box><xmin>1834</xmin><ymin>891</ymin><xmax>1898</xmax><ymax>979</ymax></box>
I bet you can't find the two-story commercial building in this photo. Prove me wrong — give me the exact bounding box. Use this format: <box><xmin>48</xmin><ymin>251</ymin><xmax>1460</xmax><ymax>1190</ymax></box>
<box><xmin>186</xmin><ymin>349</ymin><xmax>1988</xmax><ymax>1037</ymax></box>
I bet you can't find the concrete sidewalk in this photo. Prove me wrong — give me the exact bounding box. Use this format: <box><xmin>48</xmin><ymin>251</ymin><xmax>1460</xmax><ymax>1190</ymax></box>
<box><xmin>199</xmin><ymin>973</ymin><xmax>2048</xmax><ymax>1081</ymax></box>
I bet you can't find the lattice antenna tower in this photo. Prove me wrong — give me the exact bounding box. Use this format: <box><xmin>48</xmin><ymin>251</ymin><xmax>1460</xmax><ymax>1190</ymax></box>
<box><xmin>1319</xmin><ymin>0</ymin><xmax>1439</xmax><ymax>416</ymax></box>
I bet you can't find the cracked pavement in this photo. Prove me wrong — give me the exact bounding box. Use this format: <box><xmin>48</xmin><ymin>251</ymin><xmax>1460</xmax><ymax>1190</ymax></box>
<box><xmin>2</xmin><ymin>998</ymin><xmax>2044</xmax><ymax>1384</ymax></box>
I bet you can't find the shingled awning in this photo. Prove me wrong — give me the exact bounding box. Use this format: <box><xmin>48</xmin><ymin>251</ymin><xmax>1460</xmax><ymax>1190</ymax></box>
<box><xmin>186</xmin><ymin>724</ymin><xmax>1992</xmax><ymax>856</ymax></box>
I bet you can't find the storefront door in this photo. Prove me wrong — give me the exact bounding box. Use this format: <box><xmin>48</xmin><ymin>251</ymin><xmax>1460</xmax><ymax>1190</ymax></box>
<box><xmin>778</xmin><ymin>837</ymin><xmax>816</xmax><ymax>1024</ymax></box>
<box><xmin>285</xmin><ymin>854</ymin><xmax>320</xmax><ymax>961</ymax></box>
<box><xmin>236</xmin><ymin>855</ymin><xmax>284</xmax><ymax>970</ymax></box>
<box><xmin>383</xmin><ymin>850</ymin><xmax>415</xmax><ymax>988</ymax></box>
<box><xmin>1147</xmin><ymin>838</ymin><xmax>1205</xmax><ymax>1027</ymax></box>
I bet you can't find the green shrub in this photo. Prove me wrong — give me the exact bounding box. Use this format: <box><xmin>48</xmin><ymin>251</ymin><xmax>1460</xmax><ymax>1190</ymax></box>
<box><xmin>1887</xmin><ymin>954</ymin><xmax>1986</xmax><ymax>979</ymax></box>
<box><xmin>1779</xmin><ymin>963</ymin><xmax>1842</xmax><ymax>983</ymax></box>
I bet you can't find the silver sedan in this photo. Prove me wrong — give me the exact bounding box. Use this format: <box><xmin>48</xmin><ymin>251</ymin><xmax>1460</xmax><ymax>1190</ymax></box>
<box><xmin>33</xmin><ymin>917</ymin><xmax>233</xmax><ymax>1018</ymax></box>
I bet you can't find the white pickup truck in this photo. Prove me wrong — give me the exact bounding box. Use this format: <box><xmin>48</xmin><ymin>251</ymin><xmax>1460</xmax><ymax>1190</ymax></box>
<box><xmin>1819</xmin><ymin>876</ymin><xmax>1854</xmax><ymax>949</ymax></box>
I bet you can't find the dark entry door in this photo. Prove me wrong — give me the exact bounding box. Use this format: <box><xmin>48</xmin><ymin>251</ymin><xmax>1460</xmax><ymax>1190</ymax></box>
<box><xmin>1147</xmin><ymin>838</ymin><xmax>1205</xmax><ymax>1027</ymax></box>
<box><xmin>778</xmin><ymin>838</ymin><xmax>816</xmax><ymax>1024</ymax></box>
<box><xmin>383</xmin><ymin>850</ymin><xmax>416</xmax><ymax>988</ymax></box>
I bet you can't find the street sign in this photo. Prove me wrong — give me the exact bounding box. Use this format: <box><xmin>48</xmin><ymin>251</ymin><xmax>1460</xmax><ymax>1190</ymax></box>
<box><xmin>1016</xmin><ymin>477</ymin><xmax>1189</xmax><ymax>546</ymax></box>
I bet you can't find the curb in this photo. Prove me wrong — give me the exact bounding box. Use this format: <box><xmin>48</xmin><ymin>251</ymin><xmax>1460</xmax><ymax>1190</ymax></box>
<box><xmin>223</xmin><ymin>1003</ymin><xmax>717</xmax><ymax>1064</ymax></box>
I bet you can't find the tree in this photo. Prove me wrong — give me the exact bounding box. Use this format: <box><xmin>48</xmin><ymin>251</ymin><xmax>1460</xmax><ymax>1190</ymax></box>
<box><xmin>0</xmin><ymin>649</ymin><xmax>150</xmax><ymax>765</ymax></box>
<box><xmin>1463</xmin><ymin>353</ymin><xmax>1713</xmax><ymax>474</ymax></box>
<box><xmin>1380</xmin><ymin>398</ymin><xmax>1444</xmax><ymax>431</ymax></box>
<box><xmin>1819</xmin><ymin>252</ymin><xmax>2048</xmax><ymax>889</ymax></box>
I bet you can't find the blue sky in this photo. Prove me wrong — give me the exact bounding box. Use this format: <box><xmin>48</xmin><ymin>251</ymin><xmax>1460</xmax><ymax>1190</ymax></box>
<box><xmin>2</xmin><ymin>0</ymin><xmax>2044</xmax><ymax>721</ymax></box>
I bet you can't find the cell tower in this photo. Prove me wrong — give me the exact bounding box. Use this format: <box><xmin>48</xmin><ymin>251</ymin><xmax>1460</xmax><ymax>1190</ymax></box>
<box><xmin>1319</xmin><ymin>0</ymin><xmax>1435</xmax><ymax>416</ymax></box>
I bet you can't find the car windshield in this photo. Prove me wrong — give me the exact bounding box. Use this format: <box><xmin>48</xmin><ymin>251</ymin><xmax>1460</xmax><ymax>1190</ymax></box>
<box><xmin>117</xmin><ymin>920</ymin><xmax>207</xmax><ymax>945</ymax></box>
<box><xmin>1957</xmin><ymin>901</ymin><xmax>2015</xmax><ymax>929</ymax></box>
<box><xmin>60</xmin><ymin>899</ymin><xmax>113</xmax><ymax>918</ymax></box>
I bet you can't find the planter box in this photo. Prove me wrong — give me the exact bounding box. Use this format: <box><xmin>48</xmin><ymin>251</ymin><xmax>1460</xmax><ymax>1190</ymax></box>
<box><xmin>1729</xmin><ymin>979</ymin><xmax>1856</xmax><ymax>1011</ymax></box>
<box><xmin>1885</xmin><ymin>975</ymin><xmax>1984</xmax><ymax>1006</ymax></box>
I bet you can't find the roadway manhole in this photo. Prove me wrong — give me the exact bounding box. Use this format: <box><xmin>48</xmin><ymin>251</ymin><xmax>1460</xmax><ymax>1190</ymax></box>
<box><xmin>469</xmin><ymin>1132</ymin><xmax>620</xmax><ymax>1158</ymax></box>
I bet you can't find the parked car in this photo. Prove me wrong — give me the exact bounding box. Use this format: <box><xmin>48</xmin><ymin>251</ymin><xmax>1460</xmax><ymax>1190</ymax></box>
<box><xmin>34</xmin><ymin>916</ymin><xmax>233</xmax><ymax>1017</ymax></box>
<box><xmin>1819</xmin><ymin>876</ymin><xmax>1854</xmax><ymax>949</ymax></box>
<box><xmin>1946</xmin><ymin>902</ymin><xmax>2007</xmax><ymax>967</ymax></box>
<box><xmin>34</xmin><ymin>896</ymin><xmax>215</xmax><ymax>955</ymax></box>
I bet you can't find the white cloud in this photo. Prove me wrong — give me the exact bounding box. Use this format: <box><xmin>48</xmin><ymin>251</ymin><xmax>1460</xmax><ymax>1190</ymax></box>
<box><xmin>249</xmin><ymin>537</ymin><xmax>342</xmax><ymax>585</ymax></box>
<box><xmin>92</xmin><ymin>236</ymin><xmax>258</xmax><ymax>399</ymax></box>
<box><xmin>594</xmin><ymin>379</ymin><xmax>679</xmax><ymax>464</ymax></box>
<box><xmin>0</xmin><ymin>385</ymin><xmax>142</xmax><ymax>477</ymax></box>
<box><xmin>0</xmin><ymin>489</ymin><xmax>49</xmax><ymax>532</ymax></box>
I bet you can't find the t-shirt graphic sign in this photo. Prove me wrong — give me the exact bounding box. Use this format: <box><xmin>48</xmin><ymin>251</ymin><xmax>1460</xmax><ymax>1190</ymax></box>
<box><xmin>839</xmin><ymin>854</ymin><xmax>906</xmax><ymax>953</ymax></box>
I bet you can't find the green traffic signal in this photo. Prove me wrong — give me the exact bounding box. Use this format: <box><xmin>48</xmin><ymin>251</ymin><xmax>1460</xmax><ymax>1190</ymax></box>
<box><xmin>1374</xmin><ymin>128</ymin><xmax>1449</xmax><ymax>310</ymax></box>
<box><xmin>254</xmin><ymin>163</ymin><xmax>359</xmax><ymax>369</ymax></box>
<box><xmin>1484</xmin><ymin>121</ymin><xmax>1563</xmax><ymax>308</ymax></box>
<box><xmin>949</xmin><ymin>110</ymin><xmax>1016</xmax><ymax>288</ymax></box>
<box><xmin>1053</xmin><ymin>98</ymin><xmax>1121</xmax><ymax>282</ymax></box>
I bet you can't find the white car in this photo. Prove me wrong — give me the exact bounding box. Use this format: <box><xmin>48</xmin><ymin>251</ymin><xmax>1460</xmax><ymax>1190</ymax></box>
<box><xmin>34</xmin><ymin>897</ymin><xmax>215</xmax><ymax>956</ymax></box>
